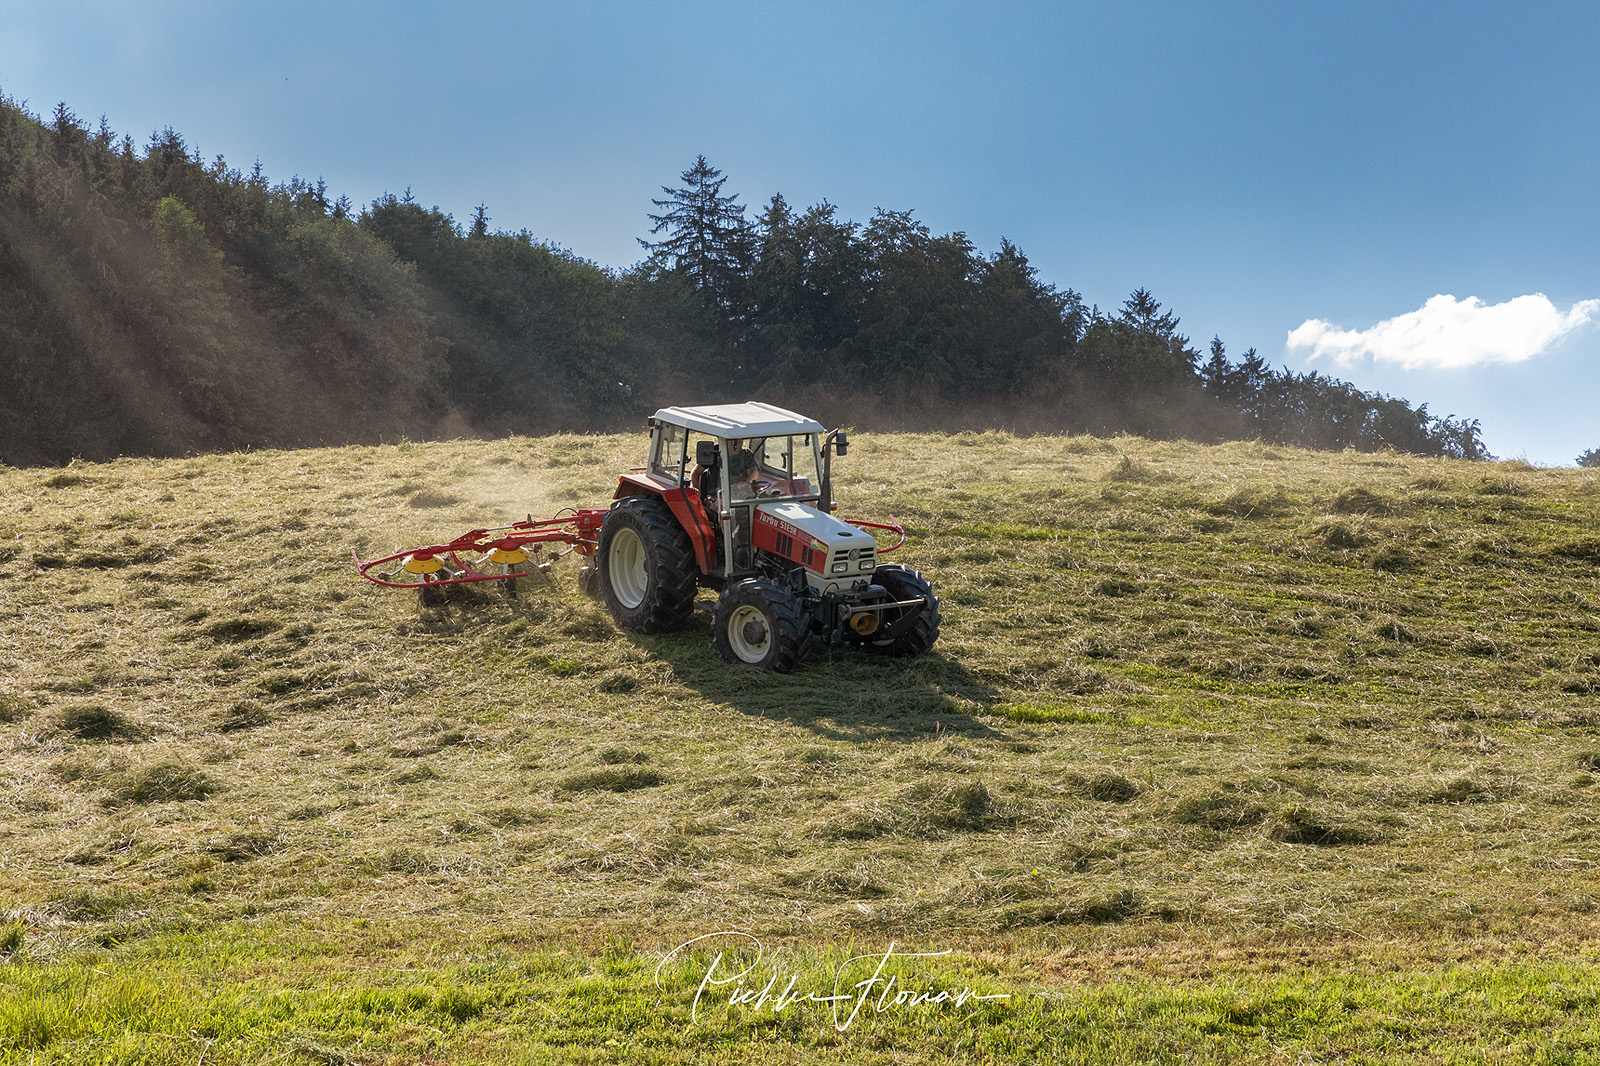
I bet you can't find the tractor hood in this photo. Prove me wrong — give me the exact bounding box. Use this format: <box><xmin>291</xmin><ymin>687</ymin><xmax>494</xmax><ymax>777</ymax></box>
<box><xmin>753</xmin><ymin>501</ymin><xmax>879</xmax><ymax>586</ymax></box>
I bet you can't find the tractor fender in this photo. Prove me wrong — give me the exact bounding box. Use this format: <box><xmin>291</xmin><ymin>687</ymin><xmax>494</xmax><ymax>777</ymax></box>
<box><xmin>611</xmin><ymin>476</ymin><xmax>717</xmax><ymax>576</ymax></box>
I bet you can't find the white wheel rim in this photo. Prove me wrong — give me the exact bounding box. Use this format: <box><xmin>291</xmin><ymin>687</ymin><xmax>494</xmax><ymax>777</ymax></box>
<box><xmin>610</xmin><ymin>528</ymin><xmax>647</xmax><ymax>608</ymax></box>
<box><xmin>726</xmin><ymin>604</ymin><xmax>771</xmax><ymax>663</ymax></box>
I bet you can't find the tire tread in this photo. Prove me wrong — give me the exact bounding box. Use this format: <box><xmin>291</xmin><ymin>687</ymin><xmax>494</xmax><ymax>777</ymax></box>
<box><xmin>713</xmin><ymin>577</ymin><xmax>813</xmax><ymax>671</ymax></box>
<box><xmin>598</xmin><ymin>496</ymin><xmax>698</xmax><ymax>633</ymax></box>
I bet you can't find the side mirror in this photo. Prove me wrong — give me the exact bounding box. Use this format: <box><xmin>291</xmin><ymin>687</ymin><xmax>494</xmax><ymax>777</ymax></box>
<box><xmin>695</xmin><ymin>440</ymin><xmax>717</xmax><ymax>466</ymax></box>
<box><xmin>835</xmin><ymin>430</ymin><xmax>849</xmax><ymax>457</ymax></box>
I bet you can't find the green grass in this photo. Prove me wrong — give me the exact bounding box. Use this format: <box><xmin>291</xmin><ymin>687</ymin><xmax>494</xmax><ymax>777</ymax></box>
<box><xmin>3</xmin><ymin>432</ymin><xmax>1600</xmax><ymax>1062</ymax></box>
<box><xmin>3</xmin><ymin>925</ymin><xmax>1600</xmax><ymax>1063</ymax></box>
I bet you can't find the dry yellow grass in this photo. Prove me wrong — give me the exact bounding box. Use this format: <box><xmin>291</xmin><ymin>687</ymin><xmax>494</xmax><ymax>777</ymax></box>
<box><xmin>3</xmin><ymin>431</ymin><xmax>1600</xmax><ymax>1061</ymax></box>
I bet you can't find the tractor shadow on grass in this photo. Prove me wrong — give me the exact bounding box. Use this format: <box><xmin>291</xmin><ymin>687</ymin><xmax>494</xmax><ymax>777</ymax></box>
<box><xmin>643</xmin><ymin>617</ymin><xmax>1009</xmax><ymax>743</ymax></box>
<box><xmin>418</xmin><ymin>578</ymin><xmax>1009</xmax><ymax>742</ymax></box>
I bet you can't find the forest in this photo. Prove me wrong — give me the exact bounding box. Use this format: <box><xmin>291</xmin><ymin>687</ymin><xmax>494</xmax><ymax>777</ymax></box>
<box><xmin>0</xmin><ymin>96</ymin><xmax>1490</xmax><ymax>466</ymax></box>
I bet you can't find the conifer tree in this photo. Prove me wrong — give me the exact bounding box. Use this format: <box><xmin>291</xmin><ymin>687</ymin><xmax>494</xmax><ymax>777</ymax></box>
<box><xmin>639</xmin><ymin>155</ymin><xmax>750</xmax><ymax>309</ymax></box>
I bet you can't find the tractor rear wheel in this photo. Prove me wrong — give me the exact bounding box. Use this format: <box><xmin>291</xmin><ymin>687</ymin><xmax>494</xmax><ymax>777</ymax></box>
<box><xmin>713</xmin><ymin>578</ymin><xmax>812</xmax><ymax>671</ymax></box>
<box><xmin>597</xmin><ymin>495</ymin><xmax>698</xmax><ymax>633</ymax></box>
<box><xmin>864</xmin><ymin>564</ymin><xmax>941</xmax><ymax>657</ymax></box>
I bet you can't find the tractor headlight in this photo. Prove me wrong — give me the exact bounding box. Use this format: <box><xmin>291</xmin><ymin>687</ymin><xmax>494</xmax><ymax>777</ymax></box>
<box><xmin>831</xmin><ymin>561</ymin><xmax>849</xmax><ymax>574</ymax></box>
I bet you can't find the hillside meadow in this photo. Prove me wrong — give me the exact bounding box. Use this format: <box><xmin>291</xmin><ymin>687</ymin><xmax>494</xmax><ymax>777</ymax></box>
<box><xmin>2</xmin><ymin>430</ymin><xmax>1600</xmax><ymax>1063</ymax></box>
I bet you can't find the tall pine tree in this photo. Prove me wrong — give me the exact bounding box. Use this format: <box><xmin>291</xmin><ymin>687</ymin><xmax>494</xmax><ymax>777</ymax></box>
<box><xmin>639</xmin><ymin>155</ymin><xmax>750</xmax><ymax>311</ymax></box>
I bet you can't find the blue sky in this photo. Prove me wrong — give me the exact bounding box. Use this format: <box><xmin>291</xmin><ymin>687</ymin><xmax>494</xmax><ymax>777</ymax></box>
<box><xmin>3</xmin><ymin>1</ymin><xmax>1596</xmax><ymax>463</ymax></box>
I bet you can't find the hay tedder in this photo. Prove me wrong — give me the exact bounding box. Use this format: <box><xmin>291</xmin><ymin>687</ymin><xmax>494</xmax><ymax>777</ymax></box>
<box><xmin>355</xmin><ymin>402</ymin><xmax>941</xmax><ymax>670</ymax></box>
<box><xmin>352</xmin><ymin>510</ymin><xmax>607</xmax><ymax>603</ymax></box>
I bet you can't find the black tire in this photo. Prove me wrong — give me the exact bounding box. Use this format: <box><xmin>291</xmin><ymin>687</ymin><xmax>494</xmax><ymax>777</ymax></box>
<box><xmin>597</xmin><ymin>495</ymin><xmax>698</xmax><ymax>633</ymax></box>
<box><xmin>864</xmin><ymin>564</ymin><xmax>941</xmax><ymax>657</ymax></box>
<box><xmin>712</xmin><ymin>578</ymin><xmax>812</xmax><ymax>671</ymax></box>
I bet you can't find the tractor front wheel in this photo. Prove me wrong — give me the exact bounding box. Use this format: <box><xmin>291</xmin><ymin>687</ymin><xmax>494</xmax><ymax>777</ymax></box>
<box><xmin>864</xmin><ymin>564</ymin><xmax>942</xmax><ymax>657</ymax></box>
<box><xmin>713</xmin><ymin>578</ymin><xmax>812</xmax><ymax>671</ymax></box>
<box><xmin>597</xmin><ymin>495</ymin><xmax>698</xmax><ymax>633</ymax></box>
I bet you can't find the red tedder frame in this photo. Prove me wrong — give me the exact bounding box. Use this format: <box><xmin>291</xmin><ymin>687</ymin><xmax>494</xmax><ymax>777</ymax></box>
<box><xmin>352</xmin><ymin>509</ymin><xmax>607</xmax><ymax>589</ymax></box>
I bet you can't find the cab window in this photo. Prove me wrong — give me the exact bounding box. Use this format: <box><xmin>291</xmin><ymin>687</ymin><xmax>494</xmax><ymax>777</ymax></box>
<box><xmin>651</xmin><ymin>423</ymin><xmax>687</xmax><ymax>485</ymax></box>
<box><xmin>757</xmin><ymin>435</ymin><xmax>812</xmax><ymax>476</ymax></box>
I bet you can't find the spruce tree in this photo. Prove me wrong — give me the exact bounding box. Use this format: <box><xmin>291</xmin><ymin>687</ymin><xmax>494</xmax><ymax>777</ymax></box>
<box><xmin>639</xmin><ymin>155</ymin><xmax>750</xmax><ymax>309</ymax></box>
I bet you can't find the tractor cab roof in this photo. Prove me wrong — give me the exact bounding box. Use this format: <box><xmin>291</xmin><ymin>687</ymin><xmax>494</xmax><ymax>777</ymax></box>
<box><xmin>650</xmin><ymin>402</ymin><xmax>825</xmax><ymax>439</ymax></box>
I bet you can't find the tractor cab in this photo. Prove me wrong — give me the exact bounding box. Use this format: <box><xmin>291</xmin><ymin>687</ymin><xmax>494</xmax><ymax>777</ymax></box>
<box><xmin>624</xmin><ymin>402</ymin><xmax>834</xmax><ymax>580</ymax></box>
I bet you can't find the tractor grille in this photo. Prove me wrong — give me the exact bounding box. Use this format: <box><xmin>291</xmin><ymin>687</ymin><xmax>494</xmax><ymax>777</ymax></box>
<box><xmin>831</xmin><ymin>546</ymin><xmax>877</xmax><ymax>574</ymax></box>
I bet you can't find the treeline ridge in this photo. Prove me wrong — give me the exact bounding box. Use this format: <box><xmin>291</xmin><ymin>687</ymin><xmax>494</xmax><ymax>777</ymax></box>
<box><xmin>0</xmin><ymin>100</ymin><xmax>1489</xmax><ymax>465</ymax></box>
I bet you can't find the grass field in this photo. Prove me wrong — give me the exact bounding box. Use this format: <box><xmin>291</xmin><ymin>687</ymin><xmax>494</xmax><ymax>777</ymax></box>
<box><xmin>3</xmin><ymin>430</ymin><xmax>1600</xmax><ymax>1063</ymax></box>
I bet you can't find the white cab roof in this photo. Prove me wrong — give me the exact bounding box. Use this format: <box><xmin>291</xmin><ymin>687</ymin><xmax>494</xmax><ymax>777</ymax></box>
<box><xmin>651</xmin><ymin>402</ymin><xmax>825</xmax><ymax>438</ymax></box>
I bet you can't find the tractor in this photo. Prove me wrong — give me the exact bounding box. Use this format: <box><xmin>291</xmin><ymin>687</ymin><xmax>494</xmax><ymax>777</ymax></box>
<box><xmin>355</xmin><ymin>402</ymin><xmax>940</xmax><ymax>671</ymax></box>
<box><xmin>595</xmin><ymin>402</ymin><xmax>940</xmax><ymax>669</ymax></box>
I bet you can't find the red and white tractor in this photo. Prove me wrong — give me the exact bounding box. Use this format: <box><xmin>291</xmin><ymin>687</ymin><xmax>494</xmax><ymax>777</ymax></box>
<box><xmin>356</xmin><ymin>402</ymin><xmax>940</xmax><ymax>671</ymax></box>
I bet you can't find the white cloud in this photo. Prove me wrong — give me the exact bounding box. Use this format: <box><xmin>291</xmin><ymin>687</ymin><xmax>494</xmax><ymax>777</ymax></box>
<box><xmin>1286</xmin><ymin>293</ymin><xmax>1600</xmax><ymax>371</ymax></box>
